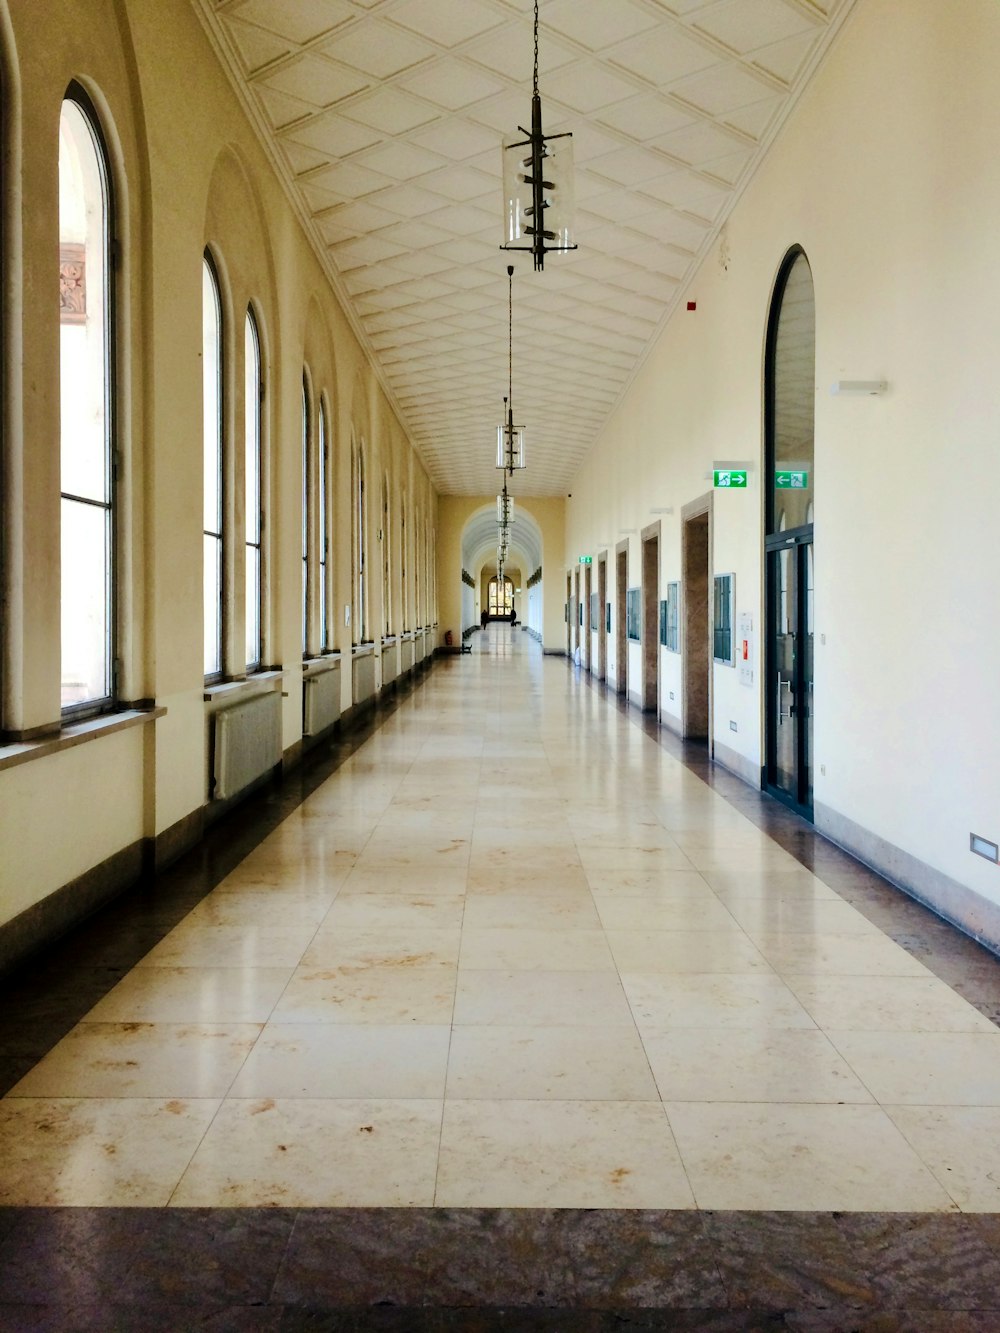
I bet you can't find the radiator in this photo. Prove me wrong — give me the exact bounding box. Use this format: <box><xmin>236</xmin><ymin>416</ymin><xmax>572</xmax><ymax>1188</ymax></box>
<box><xmin>353</xmin><ymin>651</ymin><xmax>375</xmax><ymax>705</ymax></box>
<box><xmin>213</xmin><ymin>690</ymin><xmax>282</xmax><ymax>800</ymax></box>
<box><xmin>401</xmin><ymin>637</ymin><xmax>415</xmax><ymax>672</ymax></box>
<box><xmin>382</xmin><ymin>643</ymin><xmax>398</xmax><ymax>687</ymax></box>
<box><xmin>303</xmin><ymin>665</ymin><xmax>341</xmax><ymax>737</ymax></box>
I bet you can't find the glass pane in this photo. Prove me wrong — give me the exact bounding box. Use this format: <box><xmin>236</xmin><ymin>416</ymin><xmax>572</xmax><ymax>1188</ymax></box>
<box><xmin>302</xmin><ymin>381</ymin><xmax>309</xmax><ymax>653</ymax></box>
<box><xmin>61</xmin><ymin>498</ymin><xmax>109</xmax><ymax>706</ymax></box>
<box><xmin>319</xmin><ymin>403</ymin><xmax>328</xmax><ymax>649</ymax></box>
<box><xmin>245</xmin><ymin>544</ymin><xmax>260</xmax><ymax>670</ymax></box>
<box><xmin>770</xmin><ymin>252</ymin><xmax>815</xmax><ymax>535</ymax></box>
<box><xmin>204</xmin><ymin>533</ymin><xmax>222</xmax><ymax>677</ymax></box>
<box><xmin>245</xmin><ymin>314</ymin><xmax>260</xmax><ymax>545</ymax></box>
<box><xmin>59</xmin><ymin>100</ymin><xmax>109</xmax><ymax>505</ymax></box>
<box><xmin>202</xmin><ymin>261</ymin><xmax>222</xmax><ymax>534</ymax></box>
<box><xmin>771</xmin><ymin>548</ymin><xmax>797</xmax><ymax>799</ymax></box>
<box><xmin>803</xmin><ymin>542</ymin><xmax>815</xmax><ymax>808</ymax></box>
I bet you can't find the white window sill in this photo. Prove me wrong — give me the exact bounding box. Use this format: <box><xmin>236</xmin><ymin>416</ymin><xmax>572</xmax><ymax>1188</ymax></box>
<box><xmin>204</xmin><ymin>670</ymin><xmax>284</xmax><ymax>705</ymax></box>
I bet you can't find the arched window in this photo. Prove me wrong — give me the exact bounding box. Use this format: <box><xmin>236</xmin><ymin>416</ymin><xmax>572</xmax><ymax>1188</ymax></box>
<box><xmin>399</xmin><ymin>492</ymin><xmax>407</xmax><ymax>631</ymax></box>
<box><xmin>354</xmin><ymin>441</ymin><xmax>366</xmax><ymax>642</ymax></box>
<box><xmin>766</xmin><ymin>248</ymin><xmax>815</xmax><ymax>535</ymax></box>
<box><xmin>489</xmin><ymin>577</ymin><xmax>514</xmax><ymax>616</ymax></box>
<box><xmin>382</xmin><ymin>475</ymin><xmax>391</xmax><ymax>636</ymax></box>
<box><xmin>319</xmin><ymin>396</ymin><xmax>330</xmax><ymax>651</ymax></box>
<box><xmin>301</xmin><ymin>373</ymin><xmax>311</xmax><ymax>656</ymax></box>
<box><xmin>202</xmin><ymin>254</ymin><xmax>224</xmax><ymax>680</ymax></box>
<box><xmin>245</xmin><ymin>308</ymin><xmax>262</xmax><ymax>671</ymax></box>
<box><xmin>59</xmin><ymin>90</ymin><xmax>117</xmax><ymax>712</ymax></box>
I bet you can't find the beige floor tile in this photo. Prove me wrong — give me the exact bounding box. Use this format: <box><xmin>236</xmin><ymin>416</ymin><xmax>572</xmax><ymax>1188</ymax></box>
<box><xmin>622</xmin><ymin>972</ymin><xmax>816</xmax><ymax>1031</ymax></box>
<box><xmin>10</xmin><ymin>1023</ymin><xmax>261</xmax><ymax>1099</ymax></box>
<box><xmin>886</xmin><ymin>1105</ymin><xmax>1000</xmax><ymax>1211</ymax></box>
<box><xmin>0</xmin><ymin>1097</ymin><xmax>220</xmax><ymax>1206</ymax></box>
<box><xmin>338</xmin><ymin>863</ymin><xmax>468</xmax><ymax>896</ymax></box>
<box><xmin>458</xmin><ymin>928</ymin><xmax>615</xmax><ymax>972</ymax></box>
<box><xmin>461</xmin><ymin>894</ymin><xmax>601</xmax><ymax>930</ymax></box>
<box><xmin>140</xmin><ymin>923</ymin><xmax>318</xmax><ymax>969</ymax></box>
<box><xmin>578</xmin><ymin>847</ymin><xmax>695</xmax><ymax>873</ymax></box>
<box><xmin>454</xmin><ymin>970</ymin><xmax>634</xmax><ymax>1026</ymax></box>
<box><xmin>704</xmin><ymin>869</ymin><xmax>841</xmax><ymax>901</ymax></box>
<box><xmin>470</xmin><ymin>846</ymin><xmax>584</xmax><ymax>876</ymax></box>
<box><xmin>85</xmin><ymin>966</ymin><xmax>294</xmax><ymax>1024</ymax></box>
<box><xmin>583</xmin><ymin>868</ymin><xmax>713</xmax><ymax>898</ymax></box>
<box><xmin>212</xmin><ymin>864</ymin><xmax>353</xmax><ymax>894</ymax></box>
<box><xmin>785</xmin><ymin>974</ymin><xmax>998</xmax><ymax>1033</ymax></box>
<box><xmin>665</xmin><ymin>1102</ymin><xmax>956</xmax><ymax>1211</ymax></box>
<box><xmin>445</xmin><ymin>1025</ymin><xmax>659</xmax><ymax>1101</ymax></box>
<box><xmin>721</xmin><ymin>897</ymin><xmax>882</xmax><ymax>937</ymax></box>
<box><xmin>594</xmin><ymin>895</ymin><xmax>739</xmax><ymax>932</ymax></box>
<box><xmin>827</xmin><ymin>1030</ymin><xmax>1000</xmax><ymax>1105</ymax></box>
<box><xmin>170</xmin><ymin>1098</ymin><xmax>441</xmax><ymax>1207</ymax></box>
<box><xmin>683</xmin><ymin>848</ymin><xmax>804</xmax><ymax>874</ymax></box>
<box><xmin>301</xmin><ymin>927</ymin><xmax>462</xmax><ymax>969</ymax></box>
<box><xmin>435</xmin><ymin>1099</ymin><xmax>695</xmax><ymax>1208</ymax></box>
<box><xmin>180</xmin><ymin>892</ymin><xmax>337</xmax><ymax>927</ymax></box>
<box><xmin>606</xmin><ymin>929</ymin><xmax>769</xmax><ymax>975</ymax></box>
<box><xmin>644</xmin><ymin>1028</ymin><xmax>873</xmax><ymax>1103</ymax></box>
<box><xmin>753</xmin><ymin>932</ymin><xmax>933</xmax><ymax>978</ymax></box>
<box><xmin>322</xmin><ymin>894</ymin><xmax>466</xmax><ymax>931</ymax></box>
<box><xmin>466</xmin><ymin>864</ymin><xmax>593</xmax><ymax>896</ymax></box>
<box><xmin>229</xmin><ymin>1023</ymin><xmax>451</xmax><ymax>1098</ymax></box>
<box><xmin>271</xmin><ymin>964</ymin><xmax>457</xmax><ymax>1024</ymax></box>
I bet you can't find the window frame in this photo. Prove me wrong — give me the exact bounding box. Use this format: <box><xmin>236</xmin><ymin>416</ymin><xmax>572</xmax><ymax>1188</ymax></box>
<box><xmin>59</xmin><ymin>84</ymin><xmax>119</xmax><ymax>719</ymax></box>
<box><xmin>713</xmin><ymin>573</ymin><xmax>735</xmax><ymax>665</ymax></box>
<box><xmin>202</xmin><ymin>250</ymin><xmax>225</xmax><ymax>684</ymax></box>
<box><xmin>318</xmin><ymin>394</ymin><xmax>330</xmax><ymax>652</ymax></box>
<box><xmin>244</xmin><ymin>306</ymin><xmax>263</xmax><ymax>673</ymax></box>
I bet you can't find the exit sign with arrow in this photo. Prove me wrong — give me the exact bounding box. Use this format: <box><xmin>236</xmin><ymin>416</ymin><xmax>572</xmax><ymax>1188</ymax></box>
<box><xmin>775</xmin><ymin>470</ymin><xmax>809</xmax><ymax>489</ymax></box>
<box><xmin>713</xmin><ymin>469</ymin><xmax>748</xmax><ymax>488</ymax></box>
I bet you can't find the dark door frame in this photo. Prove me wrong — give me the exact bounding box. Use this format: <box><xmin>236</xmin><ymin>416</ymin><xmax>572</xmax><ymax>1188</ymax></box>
<box><xmin>764</xmin><ymin>525</ymin><xmax>814</xmax><ymax>818</ymax></box>
<box><xmin>641</xmin><ymin>521</ymin><xmax>660</xmax><ymax>714</ymax></box>
<box><xmin>615</xmin><ymin>541</ymin><xmax>628</xmax><ymax>698</ymax></box>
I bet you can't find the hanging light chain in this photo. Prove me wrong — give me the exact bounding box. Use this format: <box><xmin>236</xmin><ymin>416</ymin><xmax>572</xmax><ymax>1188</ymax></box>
<box><xmin>533</xmin><ymin>0</ymin><xmax>539</xmax><ymax>97</ymax></box>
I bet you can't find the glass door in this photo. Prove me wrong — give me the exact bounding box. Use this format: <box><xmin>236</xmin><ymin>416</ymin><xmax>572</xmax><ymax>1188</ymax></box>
<box><xmin>766</xmin><ymin>532</ymin><xmax>813</xmax><ymax>815</ymax></box>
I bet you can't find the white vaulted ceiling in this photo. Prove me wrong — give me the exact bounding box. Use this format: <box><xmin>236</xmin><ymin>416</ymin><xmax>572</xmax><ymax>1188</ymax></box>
<box><xmin>194</xmin><ymin>0</ymin><xmax>856</xmax><ymax>496</ymax></box>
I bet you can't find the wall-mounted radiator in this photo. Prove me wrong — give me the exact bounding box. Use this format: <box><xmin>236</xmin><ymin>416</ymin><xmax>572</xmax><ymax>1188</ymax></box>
<box><xmin>353</xmin><ymin>651</ymin><xmax>376</xmax><ymax>706</ymax></box>
<box><xmin>303</xmin><ymin>665</ymin><xmax>341</xmax><ymax>737</ymax></box>
<box><xmin>401</xmin><ymin>636</ymin><xmax>415</xmax><ymax>673</ymax></box>
<box><xmin>213</xmin><ymin>690</ymin><xmax>282</xmax><ymax>800</ymax></box>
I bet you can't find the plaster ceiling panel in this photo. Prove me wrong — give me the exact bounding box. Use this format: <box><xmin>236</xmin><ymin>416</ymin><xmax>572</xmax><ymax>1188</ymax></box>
<box><xmin>751</xmin><ymin>30</ymin><xmax>824</xmax><ymax>83</ymax></box>
<box><xmin>609</xmin><ymin>26</ymin><xmax>719</xmax><ymax>87</ymax></box>
<box><xmin>340</xmin><ymin>87</ymin><xmax>442</xmax><ymax>135</ymax></box>
<box><xmin>541</xmin><ymin>0</ymin><xmax>659</xmax><ymax>51</ymax></box>
<box><xmin>198</xmin><ymin>0</ymin><xmax>857</xmax><ymax>496</ymax></box>
<box><xmin>540</xmin><ymin>62</ymin><xmax>642</xmax><ymax>115</ymax></box>
<box><xmin>283</xmin><ymin>113</ymin><xmax>382</xmax><ymax>157</ymax></box>
<box><xmin>227</xmin><ymin>19</ymin><xmax>290</xmax><ymax>73</ymax></box>
<box><xmin>319</xmin><ymin>20</ymin><xmax>437</xmax><ymax>78</ymax></box>
<box><xmin>260</xmin><ymin>54</ymin><xmax>369</xmax><ymax>108</ymax></box>
<box><xmin>255</xmin><ymin>85</ymin><xmax>314</xmax><ymax>130</ymax></box>
<box><xmin>389</xmin><ymin>0</ymin><xmax>507</xmax><ymax>47</ymax></box>
<box><xmin>400</xmin><ymin>59</ymin><xmax>508</xmax><ymax>111</ymax></box>
<box><xmin>230</xmin><ymin>0</ymin><xmax>354</xmax><ymax>45</ymax></box>
<box><xmin>596</xmin><ymin>93</ymin><xmax>696</xmax><ymax>143</ymax></box>
<box><xmin>693</xmin><ymin>0</ymin><xmax>819</xmax><ymax>56</ymax></box>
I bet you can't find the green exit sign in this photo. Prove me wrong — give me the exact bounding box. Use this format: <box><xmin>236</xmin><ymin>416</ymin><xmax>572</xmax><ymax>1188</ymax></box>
<box><xmin>775</xmin><ymin>470</ymin><xmax>809</xmax><ymax>489</ymax></box>
<box><xmin>713</xmin><ymin>469</ymin><xmax>748</xmax><ymax>489</ymax></box>
<box><xmin>578</xmin><ymin>555</ymin><xmax>592</xmax><ymax>565</ymax></box>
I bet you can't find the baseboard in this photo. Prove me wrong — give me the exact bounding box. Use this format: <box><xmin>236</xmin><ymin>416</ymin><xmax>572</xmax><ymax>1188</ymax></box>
<box><xmin>0</xmin><ymin>839</ymin><xmax>146</xmax><ymax>979</ymax></box>
<box><xmin>815</xmin><ymin>802</ymin><xmax>1000</xmax><ymax>958</ymax></box>
<box><xmin>711</xmin><ymin>738</ymin><xmax>761</xmax><ymax>789</ymax></box>
<box><xmin>282</xmin><ymin>738</ymin><xmax>304</xmax><ymax>772</ymax></box>
<box><xmin>153</xmin><ymin>806</ymin><xmax>205</xmax><ymax>873</ymax></box>
<box><xmin>659</xmin><ymin>709</ymin><xmax>682</xmax><ymax>737</ymax></box>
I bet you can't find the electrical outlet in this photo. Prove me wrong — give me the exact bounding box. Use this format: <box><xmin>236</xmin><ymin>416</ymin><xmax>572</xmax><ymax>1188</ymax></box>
<box><xmin>729</xmin><ymin>720</ymin><xmax>737</xmax><ymax>732</ymax></box>
<box><xmin>820</xmin><ymin>764</ymin><xmax>826</xmax><ymax>776</ymax></box>
<box><xmin>669</xmin><ymin>691</ymin><xmax>675</xmax><ymax>700</ymax></box>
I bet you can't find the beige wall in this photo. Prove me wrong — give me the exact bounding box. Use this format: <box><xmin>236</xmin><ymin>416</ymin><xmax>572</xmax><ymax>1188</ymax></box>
<box><xmin>437</xmin><ymin>495</ymin><xmax>565</xmax><ymax>652</ymax></box>
<box><xmin>565</xmin><ymin>0</ymin><xmax>1000</xmax><ymax>918</ymax></box>
<box><xmin>0</xmin><ymin>0</ymin><xmax>435</xmax><ymax>931</ymax></box>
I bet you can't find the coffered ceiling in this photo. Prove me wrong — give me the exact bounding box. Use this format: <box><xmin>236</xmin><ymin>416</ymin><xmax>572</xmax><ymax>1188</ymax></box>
<box><xmin>194</xmin><ymin>0</ymin><xmax>855</xmax><ymax>496</ymax></box>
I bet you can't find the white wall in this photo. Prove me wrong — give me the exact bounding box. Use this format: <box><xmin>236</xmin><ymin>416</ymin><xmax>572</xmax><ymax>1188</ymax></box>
<box><xmin>565</xmin><ymin>0</ymin><xmax>1000</xmax><ymax>933</ymax></box>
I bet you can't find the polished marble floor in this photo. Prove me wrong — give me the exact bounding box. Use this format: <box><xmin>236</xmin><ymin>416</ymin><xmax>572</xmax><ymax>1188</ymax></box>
<box><xmin>2</xmin><ymin>626</ymin><xmax>1000</xmax><ymax>1223</ymax></box>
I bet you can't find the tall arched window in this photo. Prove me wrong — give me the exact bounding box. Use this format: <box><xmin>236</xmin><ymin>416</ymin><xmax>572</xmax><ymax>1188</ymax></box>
<box><xmin>382</xmin><ymin>475</ymin><xmax>391</xmax><ymax>636</ymax></box>
<box><xmin>59</xmin><ymin>90</ymin><xmax>116</xmax><ymax>712</ymax></box>
<box><xmin>354</xmin><ymin>441</ymin><xmax>366</xmax><ymax>642</ymax></box>
<box><xmin>319</xmin><ymin>396</ymin><xmax>330</xmax><ymax>652</ymax></box>
<box><xmin>399</xmin><ymin>493</ymin><xmax>407</xmax><ymax>631</ymax></box>
<box><xmin>245</xmin><ymin>308</ymin><xmax>262</xmax><ymax>671</ymax></box>
<box><xmin>202</xmin><ymin>254</ymin><xmax>224</xmax><ymax>680</ymax></box>
<box><xmin>301</xmin><ymin>373</ymin><xmax>311</xmax><ymax>657</ymax></box>
<box><xmin>489</xmin><ymin>576</ymin><xmax>514</xmax><ymax>616</ymax></box>
<box><xmin>765</xmin><ymin>247</ymin><xmax>816</xmax><ymax>816</ymax></box>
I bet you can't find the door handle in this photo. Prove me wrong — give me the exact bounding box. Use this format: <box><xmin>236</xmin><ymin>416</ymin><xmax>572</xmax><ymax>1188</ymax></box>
<box><xmin>778</xmin><ymin>675</ymin><xmax>794</xmax><ymax>722</ymax></box>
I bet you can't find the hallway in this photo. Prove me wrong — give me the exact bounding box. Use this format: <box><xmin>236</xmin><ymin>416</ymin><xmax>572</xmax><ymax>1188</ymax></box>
<box><xmin>2</xmin><ymin>632</ymin><xmax>1000</xmax><ymax>1215</ymax></box>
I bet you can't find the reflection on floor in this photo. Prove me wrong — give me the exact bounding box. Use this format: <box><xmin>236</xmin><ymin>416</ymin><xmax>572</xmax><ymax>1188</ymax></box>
<box><xmin>1</xmin><ymin>624</ymin><xmax>1000</xmax><ymax>1324</ymax></box>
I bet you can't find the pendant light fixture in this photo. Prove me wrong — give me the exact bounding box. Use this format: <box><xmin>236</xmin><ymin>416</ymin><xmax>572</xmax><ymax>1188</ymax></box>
<box><xmin>497</xmin><ymin>265</ymin><xmax>525</xmax><ymax>475</ymax></box>
<box><xmin>501</xmin><ymin>0</ymin><xmax>577</xmax><ymax>272</ymax></box>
